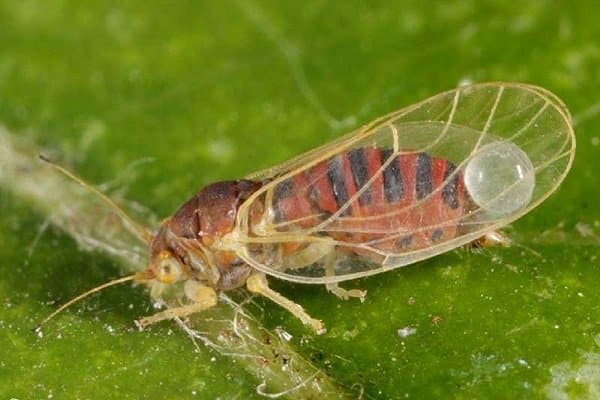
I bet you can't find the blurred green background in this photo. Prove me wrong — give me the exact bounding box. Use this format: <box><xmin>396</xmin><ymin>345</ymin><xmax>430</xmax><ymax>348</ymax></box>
<box><xmin>1</xmin><ymin>1</ymin><xmax>599</xmax><ymax>399</ymax></box>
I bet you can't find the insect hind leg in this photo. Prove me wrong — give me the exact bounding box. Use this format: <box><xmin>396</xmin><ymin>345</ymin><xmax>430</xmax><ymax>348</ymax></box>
<box><xmin>468</xmin><ymin>230</ymin><xmax>510</xmax><ymax>249</ymax></box>
<box><xmin>324</xmin><ymin>252</ymin><xmax>367</xmax><ymax>302</ymax></box>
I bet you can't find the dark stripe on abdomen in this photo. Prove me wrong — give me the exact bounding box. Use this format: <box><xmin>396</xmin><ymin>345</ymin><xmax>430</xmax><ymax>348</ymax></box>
<box><xmin>348</xmin><ymin>148</ymin><xmax>372</xmax><ymax>205</ymax></box>
<box><xmin>416</xmin><ymin>153</ymin><xmax>433</xmax><ymax>199</ymax></box>
<box><xmin>442</xmin><ymin>161</ymin><xmax>459</xmax><ymax>209</ymax></box>
<box><xmin>273</xmin><ymin>178</ymin><xmax>293</xmax><ymax>203</ymax></box>
<box><xmin>272</xmin><ymin>178</ymin><xmax>293</xmax><ymax>222</ymax></box>
<box><xmin>327</xmin><ymin>155</ymin><xmax>351</xmax><ymax>215</ymax></box>
<box><xmin>381</xmin><ymin>149</ymin><xmax>404</xmax><ymax>203</ymax></box>
<box><xmin>430</xmin><ymin>228</ymin><xmax>444</xmax><ymax>242</ymax></box>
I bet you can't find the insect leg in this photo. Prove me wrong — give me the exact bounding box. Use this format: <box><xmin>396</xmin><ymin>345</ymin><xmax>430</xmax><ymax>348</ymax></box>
<box><xmin>246</xmin><ymin>272</ymin><xmax>326</xmax><ymax>335</ymax></box>
<box><xmin>280</xmin><ymin>241</ymin><xmax>367</xmax><ymax>301</ymax></box>
<box><xmin>135</xmin><ymin>283</ymin><xmax>218</xmax><ymax>330</ymax></box>
<box><xmin>468</xmin><ymin>230</ymin><xmax>510</xmax><ymax>249</ymax></box>
<box><xmin>324</xmin><ymin>252</ymin><xmax>367</xmax><ymax>302</ymax></box>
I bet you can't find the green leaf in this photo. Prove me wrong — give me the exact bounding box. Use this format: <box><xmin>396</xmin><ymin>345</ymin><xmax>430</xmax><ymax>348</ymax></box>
<box><xmin>1</xmin><ymin>1</ymin><xmax>598</xmax><ymax>399</ymax></box>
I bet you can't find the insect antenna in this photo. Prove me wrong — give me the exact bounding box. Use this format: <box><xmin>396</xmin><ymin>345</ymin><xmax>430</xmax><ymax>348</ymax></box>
<box><xmin>38</xmin><ymin>154</ymin><xmax>154</xmax><ymax>244</ymax></box>
<box><xmin>33</xmin><ymin>274</ymin><xmax>136</xmax><ymax>333</ymax></box>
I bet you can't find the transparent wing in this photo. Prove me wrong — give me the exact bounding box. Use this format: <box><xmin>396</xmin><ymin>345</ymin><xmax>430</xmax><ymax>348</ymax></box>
<box><xmin>233</xmin><ymin>82</ymin><xmax>575</xmax><ymax>284</ymax></box>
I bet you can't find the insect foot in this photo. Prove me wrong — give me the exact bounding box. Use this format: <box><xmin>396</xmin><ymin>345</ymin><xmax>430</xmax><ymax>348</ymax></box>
<box><xmin>326</xmin><ymin>283</ymin><xmax>367</xmax><ymax>303</ymax></box>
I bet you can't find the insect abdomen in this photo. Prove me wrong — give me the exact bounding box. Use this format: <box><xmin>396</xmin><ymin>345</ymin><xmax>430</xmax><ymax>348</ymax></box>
<box><xmin>271</xmin><ymin>147</ymin><xmax>467</xmax><ymax>251</ymax></box>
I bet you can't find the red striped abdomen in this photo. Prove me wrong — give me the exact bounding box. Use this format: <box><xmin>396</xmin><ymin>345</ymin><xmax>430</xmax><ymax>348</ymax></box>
<box><xmin>270</xmin><ymin>147</ymin><xmax>468</xmax><ymax>252</ymax></box>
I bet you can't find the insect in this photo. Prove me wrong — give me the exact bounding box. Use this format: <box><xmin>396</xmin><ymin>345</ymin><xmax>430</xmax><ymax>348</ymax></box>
<box><xmin>36</xmin><ymin>82</ymin><xmax>575</xmax><ymax>335</ymax></box>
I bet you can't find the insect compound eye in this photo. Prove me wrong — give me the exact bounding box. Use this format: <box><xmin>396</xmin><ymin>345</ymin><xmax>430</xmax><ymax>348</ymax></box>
<box><xmin>156</xmin><ymin>258</ymin><xmax>182</xmax><ymax>284</ymax></box>
<box><xmin>464</xmin><ymin>141</ymin><xmax>535</xmax><ymax>217</ymax></box>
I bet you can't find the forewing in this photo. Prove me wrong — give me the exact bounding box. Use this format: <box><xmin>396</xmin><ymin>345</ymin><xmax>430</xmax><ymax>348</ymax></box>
<box><xmin>234</xmin><ymin>83</ymin><xmax>575</xmax><ymax>284</ymax></box>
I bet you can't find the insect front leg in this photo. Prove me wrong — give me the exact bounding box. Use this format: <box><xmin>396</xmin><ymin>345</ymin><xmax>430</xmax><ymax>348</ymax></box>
<box><xmin>246</xmin><ymin>272</ymin><xmax>326</xmax><ymax>335</ymax></box>
<box><xmin>324</xmin><ymin>252</ymin><xmax>367</xmax><ymax>302</ymax></box>
<box><xmin>136</xmin><ymin>281</ymin><xmax>218</xmax><ymax>330</ymax></box>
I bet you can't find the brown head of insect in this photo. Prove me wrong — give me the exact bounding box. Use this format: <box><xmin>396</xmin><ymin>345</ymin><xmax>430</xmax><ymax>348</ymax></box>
<box><xmin>33</xmin><ymin>166</ymin><xmax>267</xmax><ymax>331</ymax></box>
<box><xmin>130</xmin><ymin>180</ymin><xmax>265</xmax><ymax>329</ymax></box>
